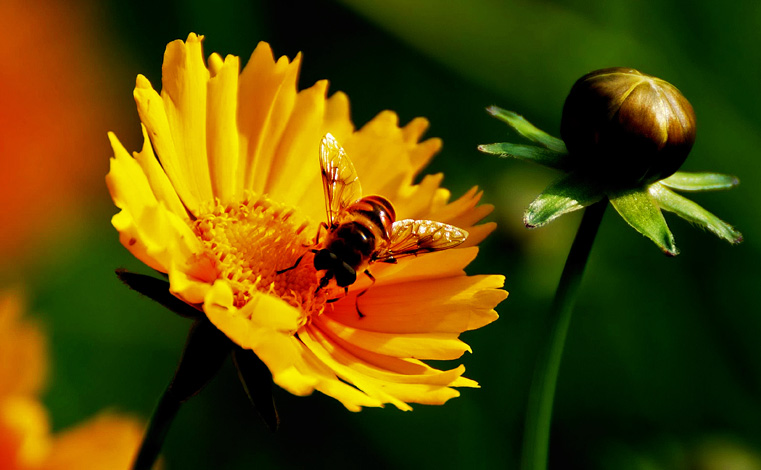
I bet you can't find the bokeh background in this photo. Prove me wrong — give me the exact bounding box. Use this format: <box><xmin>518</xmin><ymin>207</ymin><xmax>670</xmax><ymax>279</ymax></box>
<box><xmin>2</xmin><ymin>0</ymin><xmax>759</xmax><ymax>468</ymax></box>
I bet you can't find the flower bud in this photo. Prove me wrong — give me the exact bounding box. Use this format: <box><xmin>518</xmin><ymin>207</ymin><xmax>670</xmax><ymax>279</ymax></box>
<box><xmin>560</xmin><ymin>67</ymin><xmax>696</xmax><ymax>186</ymax></box>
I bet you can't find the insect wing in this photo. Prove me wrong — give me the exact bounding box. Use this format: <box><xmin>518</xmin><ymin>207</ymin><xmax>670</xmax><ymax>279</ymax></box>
<box><xmin>320</xmin><ymin>133</ymin><xmax>362</xmax><ymax>226</ymax></box>
<box><xmin>374</xmin><ymin>219</ymin><xmax>468</xmax><ymax>261</ymax></box>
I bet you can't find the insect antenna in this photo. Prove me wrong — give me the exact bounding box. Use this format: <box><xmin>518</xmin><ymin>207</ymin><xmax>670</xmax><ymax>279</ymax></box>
<box><xmin>276</xmin><ymin>249</ymin><xmax>317</xmax><ymax>275</ymax></box>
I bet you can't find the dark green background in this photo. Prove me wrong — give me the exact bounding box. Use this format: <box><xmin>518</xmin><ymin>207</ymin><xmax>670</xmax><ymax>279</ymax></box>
<box><xmin>12</xmin><ymin>1</ymin><xmax>761</xmax><ymax>468</ymax></box>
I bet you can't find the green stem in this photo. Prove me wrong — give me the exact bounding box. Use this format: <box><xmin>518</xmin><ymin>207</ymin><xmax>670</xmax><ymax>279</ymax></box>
<box><xmin>132</xmin><ymin>387</ymin><xmax>182</xmax><ymax>470</ymax></box>
<box><xmin>132</xmin><ymin>319</ymin><xmax>232</xmax><ymax>470</ymax></box>
<box><xmin>520</xmin><ymin>199</ymin><xmax>608</xmax><ymax>470</ymax></box>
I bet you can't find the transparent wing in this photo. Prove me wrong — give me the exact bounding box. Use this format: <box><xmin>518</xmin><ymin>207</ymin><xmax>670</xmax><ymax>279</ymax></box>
<box><xmin>320</xmin><ymin>133</ymin><xmax>362</xmax><ymax>226</ymax></box>
<box><xmin>373</xmin><ymin>219</ymin><xmax>469</xmax><ymax>262</ymax></box>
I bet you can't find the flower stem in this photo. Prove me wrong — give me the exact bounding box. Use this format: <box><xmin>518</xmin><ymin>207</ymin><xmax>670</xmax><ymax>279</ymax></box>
<box><xmin>520</xmin><ymin>199</ymin><xmax>608</xmax><ymax>470</ymax></box>
<box><xmin>132</xmin><ymin>387</ymin><xmax>181</xmax><ymax>470</ymax></box>
<box><xmin>132</xmin><ymin>319</ymin><xmax>232</xmax><ymax>470</ymax></box>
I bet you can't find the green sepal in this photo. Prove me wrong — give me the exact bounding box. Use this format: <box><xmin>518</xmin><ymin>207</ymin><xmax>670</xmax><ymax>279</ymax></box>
<box><xmin>524</xmin><ymin>173</ymin><xmax>605</xmax><ymax>228</ymax></box>
<box><xmin>168</xmin><ymin>319</ymin><xmax>233</xmax><ymax>403</ymax></box>
<box><xmin>232</xmin><ymin>347</ymin><xmax>280</xmax><ymax>432</ymax></box>
<box><xmin>116</xmin><ymin>269</ymin><xmax>202</xmax><ymax>319</ymax></box>
<box><xmin>650</xmin><ymin>183</ymin><xmax>743</xmax><ymax>244</ymax></box>
<box><xmin>486</xmin><ymin>106</ymin><xmax>568</xmax><ymax>153</ymax></box>
<box><xmin>660</xmin><ymin>171</ymin><xmax>739</xmax><ymax>192</ymax></box>
<box><xmin>478</xmin><ymin>142</ymin><xmax>572</xmax><ymax>170</ymax></box>
<box><xmin>609</xmin><ymin>188</ymin><xmax>678</xmax><ymax>256</ymax></box>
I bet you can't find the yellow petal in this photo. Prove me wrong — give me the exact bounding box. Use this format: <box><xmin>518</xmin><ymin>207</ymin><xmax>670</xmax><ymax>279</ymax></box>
<box><xmin>394</xmin><ymin>173</ymin><xmax>446</xmax><ymax>219</ymax></box>
<box><xmin>344</xmin><ymin>111</ymin><xmax>411</xmax><ymax>196</ymax></box>
<box><xmin>202</xmin><ymin>284</ymin><xmax>316</xmax><ymax>394</ymax></box>
<box><xmin>268</xmin><ymin>80</ymin><xmax>329</xmax><ymax>215</ymax></box>
<box><xmin>327</xmin><ymin>273</ymin><xmax>505</xmax><ymax>334</ymax></box>
<box><xmin>368</xmin><ymin>380</ymin><xmax>462</xmax><ymax>406</ymax></box>
<box><xmin>160</xmin><ymin>33</ymin><xmax>214</xmax><ymax>205</ymax></box>
<box><xmin>167</xmin><ymin>257</ymin><xmax>215</xmax><ymax>305</ymax></box>
<box><xmin>273</xmin><ymin>335</ymin><xmax>383</xmax><ymax>411</ymax></box>
<box><xmin>0</xmin><ymin>396</ymin><xmax>50</xmax><ymax>468</ymax></box>
<box><xmin>107</xmin><ymin>132</ymin><xmax>159</xmax><ymax>215</ymax></box>
<box><xmin>434</xmin><ymin>187</ymin><xmax>492</xmax><ymax>226</ymax></box>
<box><xmin>301</xmin><ymin>325</ymin><xmax>474</xmax><ymax>410</ymax></box>
<box><xmin>206</xmin><ymin>53</ymin><xmax>241</xmax><ymax>203</ymax></box>
<box><xmin>311</xmin><ymin>327</ymin><xmax>458</xmax><ymax>379</ymax></box>
<box><xmin>369</xmin><ymin>246</ymin><xmax>478</xmax><ymax>284</ymax></box>
<box><xmin>203</xmin><ymin>282</ymin><xmax>300</xmax><ymax>340</ymax></box>
<box><xmin>133</xmin><ymin>74</ymin><xmax>200</xmax><ymax>214</ymax></box>
<box><xmin>132</xmin><ymin>126</ymin><xmax>188</xmax><ymax>220</ymax></box>
<box><xmin>299</xmin><ymin>328</ymin><xmax>412</xmax><ymax>410</ymax></box>
<box><xmin>111</xmin><ymin>202</ymin><xmax>200</xmax><ymax>276</ymax></box>
<box><xmin>0</xmin><ymin>291</ymin><xmax>46</xmax><ymax>398</ymax></box>
<box><xmin>237</xmin><ymin>43</ymin><xmax>301</xmax><ymax>195</ymax></box>
<box><xmin>108</xmin><ymin>133</ymin><xmax>202</xmax><ymax>274</ymax></box>
<box><xmin>323</xmin><ymin>91</ymin><xmax>355</xmax><ymax>139</ymax></box>
<box><xmin>315</xmin><ymin>315</ymin><xmax>471</xmax><ymax>360</ymax></box>
<box><xmin>402</xmin><ymin>117</ymin><xmax>441</xmax><ymax>173</ymax></box>
<box><xmin>42</xmin><ymin>413</ymin><xmax>144</xmax><ymax>470</ymax></box>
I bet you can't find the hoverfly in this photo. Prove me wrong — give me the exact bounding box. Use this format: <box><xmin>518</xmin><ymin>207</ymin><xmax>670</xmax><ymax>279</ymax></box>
<box><xmin>279</xmin><ymin>133</ymin><xmax>468</xmax><ymax>315</ymax></box>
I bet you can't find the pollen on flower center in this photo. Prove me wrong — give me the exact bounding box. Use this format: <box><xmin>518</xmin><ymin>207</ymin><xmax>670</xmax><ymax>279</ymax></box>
<box><xmin>192</xmin><ymin>192</ymin><xmax>328</xmax><ymax>315</ymax></box>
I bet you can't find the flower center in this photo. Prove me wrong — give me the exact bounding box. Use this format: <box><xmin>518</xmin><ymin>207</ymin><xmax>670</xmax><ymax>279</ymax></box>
<box><xmin>192</xmin><ymin>192</ymin><xmax>328</xmax><ymax>316</ymax></box>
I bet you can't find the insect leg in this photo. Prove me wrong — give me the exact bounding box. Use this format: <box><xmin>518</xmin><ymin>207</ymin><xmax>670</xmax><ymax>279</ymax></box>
<box><xmin>326</xmin><ymin>287</ymin><xmax>349</xmax><ymax>304</ymax></box>
<box><xmin>354</xmin><ymin>269</ymin><xmax>377</xmax><ymax>318</ymax></box>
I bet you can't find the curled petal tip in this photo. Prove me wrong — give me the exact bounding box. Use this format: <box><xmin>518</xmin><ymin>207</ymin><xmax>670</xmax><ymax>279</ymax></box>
<box><xmin>663</xmin><ymin>246</ymin><xmax>680</xmax><ymax>257</ymax></box>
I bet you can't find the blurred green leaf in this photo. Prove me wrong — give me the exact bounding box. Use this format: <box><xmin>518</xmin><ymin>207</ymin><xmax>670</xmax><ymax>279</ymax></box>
<box><xmin>609</xmin><ymin>188</ymin><xmax>678</xmax><ymax>256</ymax></box>
<box><xmin>650</xmin><ymin>183</ymin><xmax>743</xmax><ymax>244</ymax></box>
<box><xmin>339</xmin><ymin>0</ymin><xmax>662</xmax><ymax>111</ymax></box>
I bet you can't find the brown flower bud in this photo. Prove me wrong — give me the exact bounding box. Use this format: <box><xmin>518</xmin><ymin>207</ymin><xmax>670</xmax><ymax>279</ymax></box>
<box><xmin>560</xmin><ymin>67</ymin><xmax>696</xmax><ymax>186</ymax></box>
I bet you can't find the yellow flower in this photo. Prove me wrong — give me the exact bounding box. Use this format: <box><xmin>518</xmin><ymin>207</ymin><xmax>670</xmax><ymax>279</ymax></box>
<box><xmin>107</xmin><ymin>33</ymin><xmax>507</xmax><ymax>411</ymax></box>
<box><xmin>0</xmin><ymin>290</ymin><xmax>146</xmax><ymax>469</ymax></box>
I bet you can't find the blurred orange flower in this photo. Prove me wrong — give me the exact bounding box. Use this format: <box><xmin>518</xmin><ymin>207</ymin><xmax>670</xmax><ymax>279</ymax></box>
<box><xmin>0</xmin><ymin>290</ymin><xmax>146</xmax><ymax>469</ymax></box>
<box><xmin>108</xmin><ymin>33</ymin><xmax>506</xmax><ymax>411</ymax></box>
<box><xmin>0</xmin><ymin>0</ymin><xmax>125</xmax><ymax>260</ymax></box>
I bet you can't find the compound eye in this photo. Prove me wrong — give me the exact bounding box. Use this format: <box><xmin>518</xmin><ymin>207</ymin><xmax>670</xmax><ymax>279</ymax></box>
<box><xmin>313</xmin><ymin>249</ymin><xmax>336</xmax><ymax>270</ymax></box>
<box><xmin>334</xmin><ymin>263</ymin><xmax>356</xmax><ymax>287</ymax></box>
